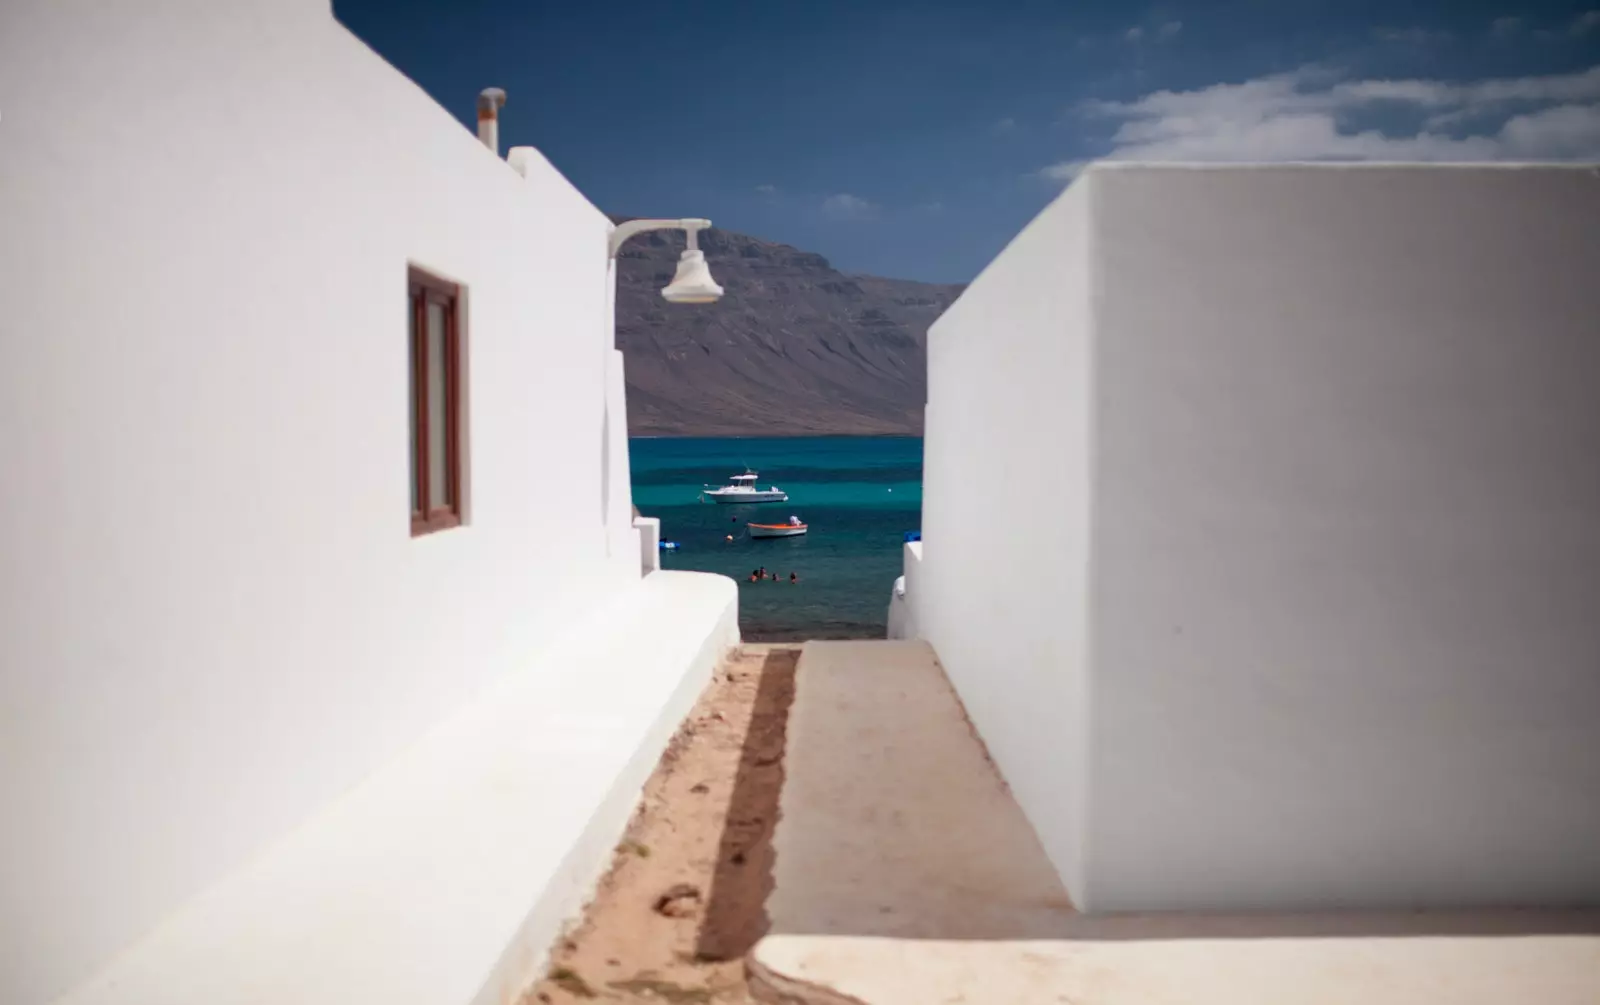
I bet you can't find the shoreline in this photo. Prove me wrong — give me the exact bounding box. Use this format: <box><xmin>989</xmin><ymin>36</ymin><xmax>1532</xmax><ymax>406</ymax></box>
<box><xmin>743</xmin><ymin>626</ymin><xmax>885</xmax><ymax>643</ymax></box>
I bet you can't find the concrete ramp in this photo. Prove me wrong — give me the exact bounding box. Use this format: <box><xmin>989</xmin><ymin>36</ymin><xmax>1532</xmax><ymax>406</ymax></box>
<box><xmin>757</xmin><ymin>640</ymin><xmax>1076</xmax><ymax>941</ymax></box>
<box><xmin>750</xmin><ymin>640</ymin><xmax>1600</xmax><ymax>1005</ymax></box>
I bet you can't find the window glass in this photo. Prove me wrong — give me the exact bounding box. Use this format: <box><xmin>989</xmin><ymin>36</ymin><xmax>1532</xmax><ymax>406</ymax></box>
<box><xmin>409</xmin><ymin>299</ymin><xmax>421</xmax><ymax>512</ymax></box>
<box><xmin>426</xmin><ymin>299</ymin><xmax>450</xmax><ymax>509</ymax></box>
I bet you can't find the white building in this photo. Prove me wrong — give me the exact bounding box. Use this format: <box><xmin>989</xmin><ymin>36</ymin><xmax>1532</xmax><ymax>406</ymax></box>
<box><xmin>0</xmin><ymin>2</ymin><xmax>737</xmax><ymax>1003</ymax></box>
<box><xmin>898</xmin><ymin>163</ymin><xmax>1600</xmax><ymax>913</ymax></box>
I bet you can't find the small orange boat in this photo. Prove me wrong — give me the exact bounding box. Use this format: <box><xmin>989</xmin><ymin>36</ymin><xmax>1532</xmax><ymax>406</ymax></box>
<box><xmin>748</xmin><ymin>516</ymin><xmax>807</xmax><ymax>539</ymax></box>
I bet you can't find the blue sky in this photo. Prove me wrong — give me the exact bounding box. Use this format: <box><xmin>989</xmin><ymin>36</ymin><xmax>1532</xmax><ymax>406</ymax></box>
<box><xmin>335</xmin><ymin>0</ymin><xmax>1600</xmax><ymax>284</ymax></box>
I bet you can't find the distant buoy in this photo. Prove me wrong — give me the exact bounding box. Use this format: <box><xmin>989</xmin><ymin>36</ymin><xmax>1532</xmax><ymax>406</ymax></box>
<box><xmin>725</xmin><ymin>534</ymin><xmax>734</xmax><ymax>542</ymax></box>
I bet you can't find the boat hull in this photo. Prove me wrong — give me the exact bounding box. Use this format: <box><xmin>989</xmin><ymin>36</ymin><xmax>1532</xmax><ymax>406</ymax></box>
<box><xmin>748</xmin><ymin>523</ymin><xmax>807</xmax><ymax>539</ymax></box>
<box><xmin>705</xmin><ymin>490</ymin><xmax>788</xmax><ymax>504</ymax></box>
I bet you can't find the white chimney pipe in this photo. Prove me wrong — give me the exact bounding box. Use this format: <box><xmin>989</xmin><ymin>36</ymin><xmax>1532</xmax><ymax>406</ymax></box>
<box><xmin>477</xmin><ymin>87</ymin><xmax>506</xmax><ymax>156</ymax></box>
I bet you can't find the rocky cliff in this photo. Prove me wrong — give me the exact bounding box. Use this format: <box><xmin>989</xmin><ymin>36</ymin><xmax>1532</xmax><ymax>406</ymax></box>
<box><xmin>612</xmin><ymin>217</ymin><xmax>964</xmax><ymax>437</ymax></box>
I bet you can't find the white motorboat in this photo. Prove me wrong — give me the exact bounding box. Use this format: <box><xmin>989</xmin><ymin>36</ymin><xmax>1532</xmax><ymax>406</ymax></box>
<box><xmin>749</xmin><ymin>516</ymin><xmax>807</xmax><ymax>539</ymax></box>
<box><xmin>701</xmin><ymin>470</ymin><xmax>788</xmax><ymax>504</ymax></box>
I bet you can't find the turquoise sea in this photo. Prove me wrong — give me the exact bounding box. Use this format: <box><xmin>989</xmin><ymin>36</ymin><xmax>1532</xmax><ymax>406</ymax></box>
<box><xmin>630</xmin><ymin>437</ymin><xmax>923</xmax><ymax>640</ymax></box>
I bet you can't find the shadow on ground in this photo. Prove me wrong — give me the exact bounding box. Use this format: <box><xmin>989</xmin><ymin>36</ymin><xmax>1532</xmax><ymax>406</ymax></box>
<box><xmin>694</xmin><ymin>647</ymin><xmax>798</xmax><ymax>962</ymax></box>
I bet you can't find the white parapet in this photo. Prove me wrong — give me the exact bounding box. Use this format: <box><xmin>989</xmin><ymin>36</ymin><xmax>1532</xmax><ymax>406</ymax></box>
<box><xmin>635</xmin><ymin>516</ymin><xmax>662</xmax><ymax>576</ymax></box>
<box><xmin>887</xmin><ymin>541</ymin><xmax>924</xmax><ymax>640</ymax></box>
<box><xmin>887</xmin><ymin>577</ymin><xmax>910</xmax><ymax>639</ymax></box>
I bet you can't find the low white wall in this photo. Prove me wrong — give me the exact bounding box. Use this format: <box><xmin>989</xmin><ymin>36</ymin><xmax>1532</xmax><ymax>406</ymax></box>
<box><xmin>53</xmin><ymin>571</ymin><xmax>739</xmax><ymax>1005</ymax></box>
<box><xmin>887</xmin><ymin>578</ymin><xmax>910</xmax><ymax>639</ymax></box>
<box><xmin>635</xmin><ymin>516</ymin><xmax>663</xmax><ymax>576</ymax></box>
<box><xmin>901</xmin><ymin>541</ymin><xmax>925</xmax><ymax>635</ymax></box>
<box><xmin>886</xmin><ymin>542</ymin><xmax>924</xmax><ymax>640</ymax></box>
<box><xmin>0</xmin><ymin>1</ymin><xmax>650</xmax><ymax>1000</ymax></box>
<box><xmin>919</xmin><ymin>163</ymin><xmax>1600</xmax><ymax>913</ymax></box>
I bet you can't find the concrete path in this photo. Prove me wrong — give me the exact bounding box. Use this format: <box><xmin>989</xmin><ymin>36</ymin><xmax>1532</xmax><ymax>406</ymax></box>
<box><xmin>749</xmin><ymin>640</ymin><xmax>1600</xmax><ymax>1005</ymax></box>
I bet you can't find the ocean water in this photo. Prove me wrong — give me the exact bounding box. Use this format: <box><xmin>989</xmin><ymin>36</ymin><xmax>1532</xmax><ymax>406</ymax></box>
<box><xmin>630</xmin><ymin>437</ymin><xmax>923</xmax><ymax>641</ymax></box>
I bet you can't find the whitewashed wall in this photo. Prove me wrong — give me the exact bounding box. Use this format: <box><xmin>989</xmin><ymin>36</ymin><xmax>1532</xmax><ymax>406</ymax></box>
<box><xmin>0</xmin><ymin>1</ymin><xmax>649</xmax><ymax>1000</ymax></box>
<box><xmin>920</xmin><ymin>163</ymin><xmax>1600</xmax><ymax>913</ymax></box>
<box><xmin>601</xmin><ymin>257</ymin><xmax>642</xmax><ymax>571</ymax></box>
<box><xmin>605</xmin><ymin>347</ymin><xmax>642</xmax><ymax>568</ymax></box>
<box><xmin>918</xmin><ymin>181</ymin><xmax>1094</xmax><ymax>900</ymax></box>
<box><xmin>1087</xmin><ymin>164</ymin><xmax>1600</xmax><ymax>910</ymax></box>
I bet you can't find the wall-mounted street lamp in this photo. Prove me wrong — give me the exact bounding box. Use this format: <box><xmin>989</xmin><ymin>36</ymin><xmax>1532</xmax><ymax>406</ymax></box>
<box><xmin>607</xmin><ymin>218</ymin><xmax>725</xmax><ymax>304</ymax></box>
<box><xmin>497</xmin><ymin>117</ymin><xmax>722</xmax><ymax>304</ymax></box>
<box><xmin>496</xmin><ymin>132</ymin><xmax>721</xmax><ymax>563</ymax></box>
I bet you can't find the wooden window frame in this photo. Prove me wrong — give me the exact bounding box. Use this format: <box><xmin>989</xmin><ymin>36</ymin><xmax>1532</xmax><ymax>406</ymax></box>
<box><xmin>409</xmin><ymin>267</ymin><xmax>465</xmax><ymax>536</ymax></box>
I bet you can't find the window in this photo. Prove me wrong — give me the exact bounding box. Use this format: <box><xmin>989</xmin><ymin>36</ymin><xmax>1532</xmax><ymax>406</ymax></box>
<box><xmin>409</xmin><ymin>267</ymin><xmax>464</xmax><ymax>535</ymax></box>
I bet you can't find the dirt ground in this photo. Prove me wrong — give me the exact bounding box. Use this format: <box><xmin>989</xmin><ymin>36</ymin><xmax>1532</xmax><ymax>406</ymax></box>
<box><xmin>520</xmin><ymin>645</ymin><xmax>799</xmax><ymax>1004</ymax></box>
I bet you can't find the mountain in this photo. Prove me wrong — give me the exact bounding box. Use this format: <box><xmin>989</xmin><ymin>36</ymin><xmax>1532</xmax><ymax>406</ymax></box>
<box><xmin>611</xmin><ymin>217</ymin><xmax>964</xmax><ymax>437</ymax></box>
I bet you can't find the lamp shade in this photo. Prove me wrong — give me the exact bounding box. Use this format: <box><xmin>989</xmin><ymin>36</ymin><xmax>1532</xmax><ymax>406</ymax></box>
<box><xmin>661</xmin><ymin>249</ymin><xmax>724</xmax><ymax>304</ymax></box>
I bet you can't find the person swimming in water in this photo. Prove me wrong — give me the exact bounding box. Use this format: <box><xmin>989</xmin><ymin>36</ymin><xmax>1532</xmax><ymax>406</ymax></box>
<box><xmin>789</xmin><ymin>572</ymin><xmax>798</xmax><ymax>584</ymax></box>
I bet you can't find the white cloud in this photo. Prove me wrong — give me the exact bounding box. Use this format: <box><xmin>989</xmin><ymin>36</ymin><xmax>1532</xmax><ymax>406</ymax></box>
<box><xmin>1440</xmin><ymin>66</ymin><xmax>1600</xmax><ymax>105</ymax></box>
<box><xmin>821</xmin><ymin>193</ymin><xmax>877</xmax><ymax>220</ymax></box>
<box><xmin>1500</xmin><ymin>102</ymin><xmax>1600</xmax><ymax>157</ymax></box>
<box><xmin>993</xmin><ymin>116</ymin><xmax>1018</xmax><ymax>134</ymax></box>
<box><xmin>1514</xmin><ymin>10</ymin><xmax>1600</xmax><ymax>40</ymax></box>
<box><xmin>1039</xmin><ymin>160</ymin><xmax>1089</xmax><ymax>183</ymax></box>
<box><xmin>755</xmin><ymin>183</ymin><xmax>777</xmax><ymax>194</ymax></box>
<box><xmin>1373</xmin><ymin>26</ymin><xmax>1453</xmax><ymax>45</ymax></box>
<box><xmin>1126</xmin><ymin>20</ymin><xmax>1181</xmax><ymax>43</ymax></box>
<box><xmin>1044</xmin><ymin>64</ymin><xmax>1600</xmax><ymax>180</ymax></box>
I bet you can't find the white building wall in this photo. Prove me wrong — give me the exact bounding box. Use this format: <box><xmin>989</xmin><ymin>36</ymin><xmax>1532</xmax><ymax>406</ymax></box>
<box><xmin>600</xmin><ymin>258</ymin><xmax>641</xmax><ymax>571</ymax></box>
<box><xmin>918</xmin><ymin>181</ymin><xmax>1094</xmax><ymax>900</ymax></box>
<box><xmin>1085</xmin><ymin>164</ymin><xmax>1600</xmax><ymax>911</ymax></box>
<box><xmin>918</xmin><ymin>162</ymin><xmax>1600</xmax><ymax>913</ymax></box>
<box><xmin>0</xmin><ymin>1</ymin><xmax>656</xmax><ymax>1000</ymax></box>
<box><xmin>605</xmin><ymin>348</ymin><xmax>643</xmax><ymax>570</ymax></box>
